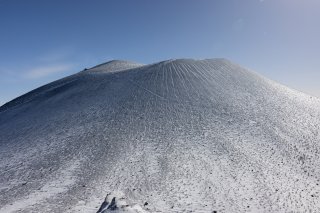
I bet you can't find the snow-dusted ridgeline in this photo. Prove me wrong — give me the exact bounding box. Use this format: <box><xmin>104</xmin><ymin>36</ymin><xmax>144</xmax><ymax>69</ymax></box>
<box><xmin>0</xmin><ymin>59</ymin><xmax>320</xmax><ymax>212</ymax></box>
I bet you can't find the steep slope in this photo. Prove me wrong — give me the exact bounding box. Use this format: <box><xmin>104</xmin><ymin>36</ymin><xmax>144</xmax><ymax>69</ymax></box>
<box><xmin>0</xmin><ymin>59</ymin><xmax>320</xmax><ymax>213</ymax></box>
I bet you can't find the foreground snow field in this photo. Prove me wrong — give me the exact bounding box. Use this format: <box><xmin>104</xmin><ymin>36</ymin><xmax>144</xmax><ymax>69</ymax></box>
<box><xmin>0</xmin><ymin>59</ymin><xmax>320</xmax><ymax>212</ymax></box>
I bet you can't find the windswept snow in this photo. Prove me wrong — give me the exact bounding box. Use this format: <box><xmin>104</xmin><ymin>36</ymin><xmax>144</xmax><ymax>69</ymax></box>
<box><xmin>0</xmin><ymin>159</ymin><xmax>80</xmax><ymax>213</ymax></box>
<box><xmin>0</xmin><ymin>59</ymin><xmax>320</xmax><ymax>212</ymax></box>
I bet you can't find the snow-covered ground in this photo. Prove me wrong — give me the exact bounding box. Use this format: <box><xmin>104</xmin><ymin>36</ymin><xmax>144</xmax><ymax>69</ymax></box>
<box><xmin>0</xmin><ymin>59</ymin><xmax>319</xmax><ymax>212</ymax></box>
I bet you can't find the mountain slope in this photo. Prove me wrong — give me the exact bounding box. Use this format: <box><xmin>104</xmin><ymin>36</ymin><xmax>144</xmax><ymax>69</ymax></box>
<box><xmin>0</xmin><ymin>59</ymin><xmax>320</xmax><ymax>212</ymax></box>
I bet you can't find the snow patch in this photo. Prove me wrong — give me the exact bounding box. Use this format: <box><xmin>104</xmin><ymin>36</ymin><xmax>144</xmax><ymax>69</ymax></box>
<box><xmin>0</xmin><ymin>159</ymin><xmax>80</xmax><ymax>213</ymax></box>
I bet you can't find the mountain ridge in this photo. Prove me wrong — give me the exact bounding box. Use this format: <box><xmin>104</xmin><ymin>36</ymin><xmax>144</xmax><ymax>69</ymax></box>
<box><xmin>0</xmin><ymin>58</ymin><xmax>244</xmax><ymax>112</ymax></box>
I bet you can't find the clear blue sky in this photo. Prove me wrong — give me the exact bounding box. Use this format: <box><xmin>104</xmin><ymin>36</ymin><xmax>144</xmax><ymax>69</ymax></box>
<box><xmin>1</xmin><ymin>0</ymin><xmax>320</xmax><ymax>105</ymax></box>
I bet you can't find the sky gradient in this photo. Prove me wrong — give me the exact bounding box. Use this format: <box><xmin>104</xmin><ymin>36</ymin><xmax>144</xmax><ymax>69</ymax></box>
<box><xmin>1</xmin><ymin>0</ymin><xmax>320</xmax><ymax>105</ymax></box>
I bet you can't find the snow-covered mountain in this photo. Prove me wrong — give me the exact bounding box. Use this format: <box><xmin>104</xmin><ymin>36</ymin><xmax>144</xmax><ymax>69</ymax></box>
<box><xmin>0</xmin><ymin>59</ymin><xmax>320</xmax><ymax>213</ymax></box>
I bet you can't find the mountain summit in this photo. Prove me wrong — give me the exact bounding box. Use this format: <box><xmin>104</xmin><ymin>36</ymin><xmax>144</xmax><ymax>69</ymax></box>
<box><xmin>0</xmin><ymin>59</ymin><xmax>320</xmax><ymax>212</ymax></box>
